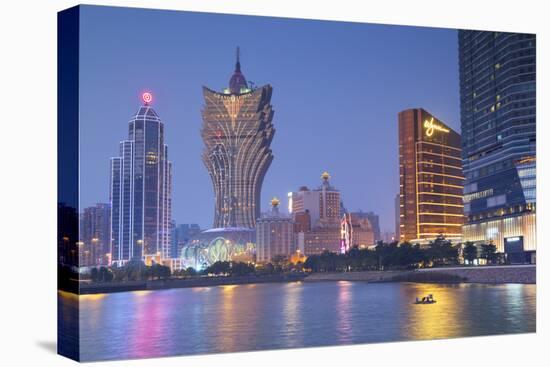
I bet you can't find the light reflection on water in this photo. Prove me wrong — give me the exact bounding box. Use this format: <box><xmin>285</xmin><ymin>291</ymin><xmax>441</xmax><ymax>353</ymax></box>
<box><xmin>63</xmin><ymin>282</ymin><xmax>535</xmax><ymax>361</ymax></box>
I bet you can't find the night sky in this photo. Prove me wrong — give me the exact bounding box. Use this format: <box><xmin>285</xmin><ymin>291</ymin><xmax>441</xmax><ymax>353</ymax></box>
<box><xmin>79</xmin><ymin>5</ymin><xmax>460</xmax><ymax>233</ymax></box>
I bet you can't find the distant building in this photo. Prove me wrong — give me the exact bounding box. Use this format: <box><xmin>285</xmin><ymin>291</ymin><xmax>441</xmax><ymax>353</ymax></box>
<box><xmin>290</xmin><ymin>172</ymin><xmax>341</xmax><ymax>227</ymax></box>
<box><xmin>256</xmin><ymin>198</ymin><xmax>294</xmax><ymax>263</ymax></box>
<box><xmin>110</xmin><ymin>93</ymin><xmax>172</xmax><ymax>265</ymax></box>
<box><xmin>398</xmin><ymin>108</ymin><xmax>464</xmax><ymax>244</ymax></box>
<box><xmin>382</xmin><ymin>231</ymin><xmax>397</xmax><ymax>243</ymax></box>
<box><xmin>350</xmin><ymin>211</ymin><xmax>380</xmax><ymax>242</ymax></box>
<box><xmin>201</xmin><ymin>47</ymin><xmax>275</xmax><ymax>229</ymax></box>
<box><xmin>459</xmin><ymin>31</ymin><xmax>536</xmax><ymax>260</ymax></box>
<box><xmin>303</xmin><ymin>227</ymin><xmax>341</xmax><ymax>255</ymax></box>
<box><xmin>290</xmin><ymin>172</ymin><xmax>343</xmax><ymax>255</ymax></box>
<box><xmin>293</xmin><ymin>211</ymin><xmax>311</xmax><ymax>233</ymax></box>
<box><xmin>58</xmin><ymin>203</ymin><xmax>79</xmax><ymax>267</ymax></box>
<box><xmin>349</xmin><ymin>213</ymin><xmax>375</xmax><ymax>248</ymax></box>
<box><xmin>80</xmin><ymin>203</ymin><xmax>111</xmax><ymax>266</ymax></box>
<box><xmin>173</xmin><ymin>223</ymin><xmax>201</xmax><ymax>257</ymax></box>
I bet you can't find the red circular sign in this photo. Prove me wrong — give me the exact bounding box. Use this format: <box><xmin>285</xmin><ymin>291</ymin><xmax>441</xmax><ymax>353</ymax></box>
<box><xmin>142</xmin><ymin>92</ymin><xmax>153</xmax><ymax>104</ymax></box>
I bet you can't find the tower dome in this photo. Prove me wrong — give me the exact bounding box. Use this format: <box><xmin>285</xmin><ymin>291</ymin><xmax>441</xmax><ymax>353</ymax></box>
<box><xmin>229</xmin><ymin>47</ymin><xmax>248</xmax><ymax>94</ymax></box>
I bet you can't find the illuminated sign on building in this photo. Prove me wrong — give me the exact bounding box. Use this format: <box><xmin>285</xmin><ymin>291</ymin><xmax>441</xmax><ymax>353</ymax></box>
<box><xmin>424</xmin><ymin>117</ymin><xmax>449</xmax><ymax>137</ymax></box>
<box><xmin>142</xmin><ymin>92</ymin><xmax>153</xmax><ymax>104</ymax></box>
<box><xmin>340</xmin><ymin>214</ymin><xmax>353</xmax><ymax>254</ymax></box>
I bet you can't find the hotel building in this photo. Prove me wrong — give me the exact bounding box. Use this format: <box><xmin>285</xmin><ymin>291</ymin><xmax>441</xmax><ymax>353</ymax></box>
<box><xmin>459</xmin><ymin>31</ymin><xmax>536</xmax><ymax>261</ymax></box>
<box><xmin>256</xmin><ymin>198</ymin><xmax>294</xmax><ymax>263</ymax></box>
<box><xmin>290</xmin><ymin>172</ymin><xmax>341</xmax><ymax>228</ymax></box>
<box><xmin>201</xmin><ymin>48</ymin><xmax>275</xmax><ymax>229</ymax></box>
<box><xmin>398</xmin><ymin>108</ymin><xmax>464</xmax><ymax>244</ymax></box>
<box><xmin>110</xmin><ymin>93</ymin><xmax>172</xmax><ymax>265</ymax></box>
<box><xmin>290</xmin><ymin>172</ymin><xmax>344</xmax><ymax>255</ymax></box>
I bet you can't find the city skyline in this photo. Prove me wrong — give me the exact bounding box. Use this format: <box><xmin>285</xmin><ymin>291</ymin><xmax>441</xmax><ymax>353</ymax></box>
<box><xmin>78</xmin><ymin>5</ymin><xmax>460</xmax><ymax>233</ymax></box>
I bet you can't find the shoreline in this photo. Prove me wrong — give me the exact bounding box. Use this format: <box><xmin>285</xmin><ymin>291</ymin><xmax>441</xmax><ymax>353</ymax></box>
<box><xmin>78</xmin><ymin>273</ymin><xmax>307</xmax><ymax>294</ymax></box>
<box><xmin>75</xmin><ymin>264</ymin><xmax>535</xmax><ymax>295</ymax></box>
<box><xmin>305</xmin><ymin>264</ymin><xmax>536</xmax><ymax>285</ymax></box>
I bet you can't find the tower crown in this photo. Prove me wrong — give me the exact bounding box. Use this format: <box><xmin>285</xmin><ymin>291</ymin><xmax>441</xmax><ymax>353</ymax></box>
<box><xmin>229</xmin><ymin>47</ymin><xmax>248</xmax><ymax>94</ymax></box>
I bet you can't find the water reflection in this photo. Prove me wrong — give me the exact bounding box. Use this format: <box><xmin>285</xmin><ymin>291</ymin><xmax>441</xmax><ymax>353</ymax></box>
<box><xmin>65</xmin><ymin>282</ymin><xmax>536</xmax><ymax>362</ymax></box>
<box><xmin>402</xmin><ymin>283</ymin><xmax>466</xmax><ymax>340</ymax></box>
<box><xmin>336</xmin><ymin>281</ymin><xmax>353</xmax><ymax>343</ymax></box>
<box><xmin>282</xmin><ymin>282</ymin><xmax>304</xmax><ymax>347</ymax></box>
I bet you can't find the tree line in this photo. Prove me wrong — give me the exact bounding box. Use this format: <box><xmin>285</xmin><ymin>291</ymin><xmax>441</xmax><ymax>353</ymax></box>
<box><xmin>303</xmin><ymin>237</ymin><xmax>498</xmax><ymax>273</ymax></box>
<box><xmin>88</xmin><ymin>261</ymin><xmax>171</xmax><ymax>283</ymax></box>
<box><xmin>85</xmin><ymin>236</ymin><xmax>499</xmax><ymax>283</ymax></box>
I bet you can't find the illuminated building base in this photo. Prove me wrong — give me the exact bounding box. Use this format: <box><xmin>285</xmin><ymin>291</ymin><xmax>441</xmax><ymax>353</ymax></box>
<box><xmin>462</xmin><ymin>212</ymin><xmax>536</xmax><ymax>253</ymax></box>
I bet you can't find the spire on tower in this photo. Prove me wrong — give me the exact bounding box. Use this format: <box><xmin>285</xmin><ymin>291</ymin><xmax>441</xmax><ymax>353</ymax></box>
<box><xmin>236</xmin><ymin>46</ymin><xmax>241</xmax><ymax>71</ymax></box>
<box><xmin>229</xmin><ymin>46</ymin><xmax>248</xmax><ymax>94</ymax></box>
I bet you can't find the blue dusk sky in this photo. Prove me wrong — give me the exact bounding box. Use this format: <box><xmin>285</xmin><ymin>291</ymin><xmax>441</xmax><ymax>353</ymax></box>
<box><xmin>79</xmin><ymin>5</ymin><xmax>460</xmax><ymax>233</ymax></box>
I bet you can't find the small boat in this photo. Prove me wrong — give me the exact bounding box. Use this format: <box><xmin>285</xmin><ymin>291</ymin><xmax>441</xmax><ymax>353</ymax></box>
<box><xmin>414</xmin><ymin>294</ymin><xmax>437</xmax><ymax>304</ymax></box>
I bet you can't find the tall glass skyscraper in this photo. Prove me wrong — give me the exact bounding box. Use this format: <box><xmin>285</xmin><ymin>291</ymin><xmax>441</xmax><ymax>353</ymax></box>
<box><xmin>110</xmin><ymin>93</ymin><xmax>173</xmax><ymax>264</ymax></box>
<box><xmin>201</xmin><ymin>48</ymin><xmax>275</xmax><ymax>229</ymax></box>
<box><xmin>459</xmin><ymin>31</ymin><xmax>536</xmax><ymax>258</ymax></box>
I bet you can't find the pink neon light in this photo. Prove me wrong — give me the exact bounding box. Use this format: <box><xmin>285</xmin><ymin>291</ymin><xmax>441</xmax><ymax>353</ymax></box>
<box><xmin>142</xmin><ymin>92</ymin><xmax>153</xmax><ymax>104</ymax></box>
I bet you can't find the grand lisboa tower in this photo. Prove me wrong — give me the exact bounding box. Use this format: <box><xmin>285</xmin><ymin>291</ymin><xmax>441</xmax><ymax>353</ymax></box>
<box><xmin>201</xmin><ymin>48</ymin><xmax>275</xmax><ymax>229</ymax></box>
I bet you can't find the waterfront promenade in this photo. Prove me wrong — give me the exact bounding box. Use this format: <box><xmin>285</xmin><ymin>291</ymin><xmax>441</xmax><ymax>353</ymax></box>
<box><xmin>304</xmin><ymin>265</ymin><xmax>535</xmax><ymax>284</ymax></box>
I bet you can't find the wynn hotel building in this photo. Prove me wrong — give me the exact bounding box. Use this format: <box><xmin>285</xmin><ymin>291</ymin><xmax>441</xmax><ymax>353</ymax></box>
<box><xmin>398</xmin><ymin>108</ymin><xmax>464</xmax><ymax>244</ymax></box>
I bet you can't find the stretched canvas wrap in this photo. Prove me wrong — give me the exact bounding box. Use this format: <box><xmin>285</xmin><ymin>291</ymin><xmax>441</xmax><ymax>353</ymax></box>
<box><xmin>58</xmin><ymin>4</ymin><xmax>537</xmax><ymax>362</ymax></box>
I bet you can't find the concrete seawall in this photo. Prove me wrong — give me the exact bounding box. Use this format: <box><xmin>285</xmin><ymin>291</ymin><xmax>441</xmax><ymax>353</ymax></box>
<box><xmin>418</xmin><ymin>265</ymin><xmax>535</xmax><ymax>284</ymax></box>
<box><xmin>304</xmin><ymin>265</ymin><xmax>536</xmax><ymax>284</ymax></box>
<box><xmin>79</xmin><ymin>273</ymin><xmax>307</xmax><ymax>294</ymax></box>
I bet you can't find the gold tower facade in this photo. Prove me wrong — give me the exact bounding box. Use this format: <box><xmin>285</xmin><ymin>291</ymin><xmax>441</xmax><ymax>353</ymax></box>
<box><xmin>398</xmin><ymin>108</ymin><xmax>464</xmax><ymax>243</ymax></box>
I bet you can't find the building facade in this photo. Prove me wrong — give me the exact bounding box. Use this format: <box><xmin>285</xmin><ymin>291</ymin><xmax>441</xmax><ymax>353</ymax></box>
<box><xmin>350</xmin><ymin>211</ymin><xmax>380</xmax><ymax>242</ymax></box>
<box><xmin>201</xmin><ymin>48</ymin><xmax>275</xmax><ymax>229</ymax></box>
<box><xmin>290</xmin><ymin>172</ymin><xmax>341</xmax><ymax>228</ymax></box>
<box><xmin>394</xmin><ymin>193</ymin><xmax>400</xmax><ymax>241</ymax></box>
<box><xmin>349</xmin><ymin>213</ymin><xmax>375</xmax><ymax>248</ymax></box>
<box><xmin>459</xmin><ymin>31</ymin><xmax>536</xmax><ymax>257</ymax></box>
<box><xmin>110</xmin><ymin>93</ymin><xmax>172</xmax><ymax>265</ymax></box>
<box><xmin>256</xmin><ymin>198</ymin><xmax>294</xmax><ymax>263</ymax></box>
<box><xmin>398</xmin><ymin>108</ymin><xmax>464</xmax><ymax>243</ymax></box>
<box><xmin>291</xmin><ymin>172</ymin><xmax>343</xmax><ymax>255</ymax></box>
<box><xmin>80</xmin><ymin>203</ymin><xmax>111</xmax><ymax>266</ymax></box>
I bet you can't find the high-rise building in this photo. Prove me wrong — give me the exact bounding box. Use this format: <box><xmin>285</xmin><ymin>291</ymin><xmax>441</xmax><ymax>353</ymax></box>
<box><xmin>291</xmin><ymin>172</ymin><xmax>343</xmax><ymax>255</ymax></box>
<box><xmin>398</xmin><ymin>108</ymin><xmax>464</xmax><ymax>243</ymax></box>
<box><xmin>110</xmin><ymin>92</ymin><xmax>172</xmax><ymax>265</ymax></box>
<box><xmin>459</xmin><ymin>31</ymin><xmax>536</xmax><ymax>260</ymax></box>
<box><xmin>290</xmin><ymin>172</ymin><xmax>341</xmax><ymax>228</ymax></box>
<box><xmin>256</xmin><ymin>198</ymin><xmax>294</xmax><ymax>263</ymax></box>
<box><xmin>201</xmin><ymin>48</ymin><xmax>275</xmax><ymax>229</ymax></box>
<box><xmin>80</xmin><ymin>203</ymin><xmax>111</xmax><ymax>266</ymax></box>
